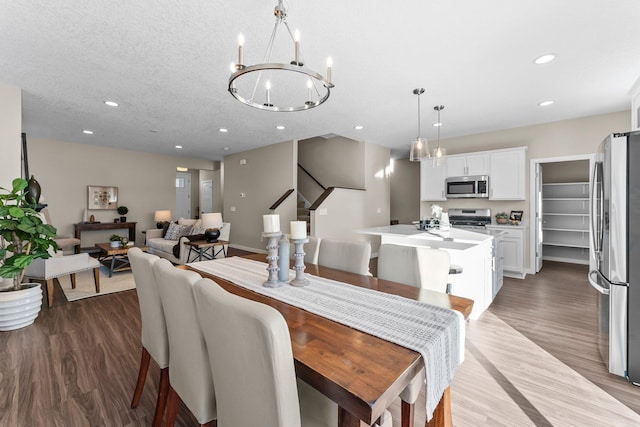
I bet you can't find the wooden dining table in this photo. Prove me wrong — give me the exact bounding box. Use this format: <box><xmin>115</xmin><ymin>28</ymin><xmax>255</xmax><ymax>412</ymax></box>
<box><xmin>185</xmin><ymin>254</ymin><xmax>473</xmax><ymax>427</ymax></box>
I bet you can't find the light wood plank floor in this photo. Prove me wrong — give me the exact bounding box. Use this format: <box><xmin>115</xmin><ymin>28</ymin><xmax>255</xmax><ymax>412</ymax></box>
<box><xmin>2</xmin><ymin>256</ymin><xmax>639</xmax><ymax>426</ymax></box>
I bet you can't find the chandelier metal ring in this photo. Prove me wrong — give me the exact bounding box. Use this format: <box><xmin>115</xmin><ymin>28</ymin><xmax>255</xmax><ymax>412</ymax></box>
<box><xmin>228</xmin><ymin>63</ymin><xmax>333</xmax><ymax>112</ymax></box>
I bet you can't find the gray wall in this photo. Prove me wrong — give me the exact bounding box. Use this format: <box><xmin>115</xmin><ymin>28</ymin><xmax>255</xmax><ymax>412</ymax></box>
<box><xmin>390</xmin><ymin>159</ymin><xmax>420</xmax><ymax>224</ymax></box>
<box><xmin>542</xmin><ymin>160</ymin><xmax>590</xmax><ymax>183</ymax></box>
<box><xmin>223</xmin><ymin>140</ymin><xmax>297</xmax><ymax>252</ymax></box>
<box><xmin>299</xmin><ymin>136</ymin><xmax>365</xmax><ymax>190</ymax></box>
<box><xmin>29</xmin><ymin>137</ymin><xmax>214</xmax><ymax>247</ymax></box>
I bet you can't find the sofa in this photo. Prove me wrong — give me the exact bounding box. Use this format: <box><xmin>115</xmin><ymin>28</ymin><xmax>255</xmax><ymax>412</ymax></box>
<box><xmin>146</xmin><ymin>218</ymin><xmax>231</xmax><ymax>265</ymax></box>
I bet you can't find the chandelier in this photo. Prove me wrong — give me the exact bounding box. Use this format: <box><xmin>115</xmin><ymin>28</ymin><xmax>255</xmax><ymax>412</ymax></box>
<box><xmin>431</xmin><ymin>105</ymin><xmax>447</xmax><ymax>165</ymax></box>
<box><xmin>409</xmin><ymin>88</ymin><xmax>429</xmax><ymax>162</ymax></box>
<box><xmin>228</xmin><ymin>0</ymin><xmax>334</xmax><ymax>112</ymax></box>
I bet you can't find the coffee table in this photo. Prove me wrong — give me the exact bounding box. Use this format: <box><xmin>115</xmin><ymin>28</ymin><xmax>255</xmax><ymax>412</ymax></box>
<box><xmin>95</xmin><ymin>243</ymin><xmax>144</xmax><ymax>277</ymax></box>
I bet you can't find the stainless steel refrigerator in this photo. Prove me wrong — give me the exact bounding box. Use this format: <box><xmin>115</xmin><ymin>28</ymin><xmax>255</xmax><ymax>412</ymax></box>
<box><xmin>589</xmin><ymin>131</ymin><xmax>640</xmax><ymax>384</ymax></box>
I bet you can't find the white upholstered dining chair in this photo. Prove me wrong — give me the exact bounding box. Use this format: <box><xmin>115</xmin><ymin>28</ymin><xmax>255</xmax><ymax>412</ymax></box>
<box><xmin>153</xmin><ymin>259</ymin><xmax>217</xmax><ymax>426</ymax></box>
<box><xmin>317</xmin><ymin>238</ymin><xmax>371</xmax><ymax>275</ymax></box>
<box><xmin>377</xmin><ymin>243</ymin><xmax>451</xmax><ymax>293</ymax></box>
<box><xmin>376</xmin><ymin>243</ymin><xmax>452</xmax><ymax>427</ymax></box>
<box><xmin>192</xmin><ymin>277</ymin><xmax>391</xmax><ymax>427</ymax></box>
<box><xmin>128</xmin><ymin>248</ymin><xmax>168</xmax><ymax>427</ymax></box>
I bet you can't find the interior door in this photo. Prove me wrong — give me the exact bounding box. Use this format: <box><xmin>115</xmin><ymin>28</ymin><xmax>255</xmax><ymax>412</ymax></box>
<box><xmin>200</xmin><ymin>179</ymin><xmax>213</xmax><ymax>215</ymax></box>
<box><xmin>535</xmin><ymin>162</ymin><xmax>543</xmax><ymax>272</ymax></box>
<box><xmin>176</xmin><ymin>172</ymin><xmax>191</xmax><ymax>219</ymax></box>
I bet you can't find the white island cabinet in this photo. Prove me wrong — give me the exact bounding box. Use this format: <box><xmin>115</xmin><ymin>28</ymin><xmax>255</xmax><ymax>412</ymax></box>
<box><xmin>356</xmin><ymin>224</ymin><xmax>495</xmax><ymax>320</ymax></box>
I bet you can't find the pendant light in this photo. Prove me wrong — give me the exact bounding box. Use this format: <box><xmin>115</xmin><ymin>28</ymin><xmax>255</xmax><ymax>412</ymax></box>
<box><xmin>409</xmin><ymin>88</ymin><xmax>429</xmax><ymax>162</ymax></box>
<box><xmin>431</xmin><ymin>105</ymin><xmax>447</xmax><ymax>165</ymax></box>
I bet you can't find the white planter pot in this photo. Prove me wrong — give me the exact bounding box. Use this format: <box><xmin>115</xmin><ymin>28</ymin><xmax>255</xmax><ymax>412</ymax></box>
<box><xmin>110</xmin><ymin>241</ymin><xmax>121</xmax><ymax>248</ymax></box>
<box><xmin>0</xmin><ymin>283</ymin><xmax>43</xmax><ymax>331</ymax></box>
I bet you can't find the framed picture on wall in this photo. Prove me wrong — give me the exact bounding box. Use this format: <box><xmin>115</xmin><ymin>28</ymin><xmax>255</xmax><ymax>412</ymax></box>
<box><xmin>510</xmin><ymin>210</ymin><xmax>523</xmax><ymax>222</ymax></box>
<box><xmin>88</xmin><ymin>185</ymin><xmax>118</xmax><ymax>210</ymax></box>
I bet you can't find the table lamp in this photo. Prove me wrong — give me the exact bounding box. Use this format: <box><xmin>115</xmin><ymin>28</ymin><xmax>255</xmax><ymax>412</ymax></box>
<box><xmin>154</xmin><ymin>210</ymin><xmax>172</xmax><ymax>229</ymax></box>
<box><xmin>202</xmin><ymin>212</ymin><xmax>224</xmax><ymax>242</ymax></box>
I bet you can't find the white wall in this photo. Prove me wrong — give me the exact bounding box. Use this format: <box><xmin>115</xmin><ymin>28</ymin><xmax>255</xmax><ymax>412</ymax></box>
<box><xmin>29</xmin><ymin>137</ymin><xmax>214</xmax><ymax>247</ymax></box>
<box><xmin>0</xmin><ymin>83</ymin><xmax>22</xmax><ymax>188</ymax></box>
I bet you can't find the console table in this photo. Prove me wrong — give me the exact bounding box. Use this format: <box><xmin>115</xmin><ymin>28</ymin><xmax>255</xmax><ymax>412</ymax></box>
<box><xmin>74</xmin><ymin>222</ymin><xmax>137</xmax><ymax>253</ymax></box>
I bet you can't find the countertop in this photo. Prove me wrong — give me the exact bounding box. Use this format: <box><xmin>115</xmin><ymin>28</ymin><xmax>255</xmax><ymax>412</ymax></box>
<box><xmin>355</xmin><ymin>224</ymin><xmax>494</xmax><ymax>251</ymax></box>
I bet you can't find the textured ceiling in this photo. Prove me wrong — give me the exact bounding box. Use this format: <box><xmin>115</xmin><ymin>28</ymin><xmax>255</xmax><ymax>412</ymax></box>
<box><xmin>1</xmin><ymin>0</ymin><xmax>639</xmax><ymax>161</ymax></box>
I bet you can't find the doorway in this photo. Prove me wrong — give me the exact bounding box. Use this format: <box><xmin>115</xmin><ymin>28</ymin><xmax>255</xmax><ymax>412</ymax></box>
<box><xmin>530</xmin><ymin>155</ymin><xmax>594</xmax><ymax>273</ymax></box>
<box><xmin>176</xmin><ymin>172</ymin><xmax>191</xmax><ymax>219</ymax></box>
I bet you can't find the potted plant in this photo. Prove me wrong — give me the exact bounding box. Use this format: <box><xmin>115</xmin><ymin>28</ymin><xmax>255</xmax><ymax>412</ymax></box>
<box><xmin>496</xmin><ymin>212</ymin><xmax>509</xmax><ymax>224</ymax></box>
<box><xmin>117</xmin><ymin>205</ymin><xmax>128</xmax><ymax>223</ymax></box>
<box><xmin>109</xmin><ymin>234</ymin><xmax>123</xmax><ymax>248</ymax></box>
<box><xmin>0</xmin><ymin>178</ymin><xmax>57</xmax><ymax>330</ymax></box>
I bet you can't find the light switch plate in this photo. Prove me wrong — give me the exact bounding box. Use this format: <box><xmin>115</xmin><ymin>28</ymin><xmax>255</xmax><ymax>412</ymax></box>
<box><xmin>230</xmin><ymin>206</ymin><xmax>236</xmax><ymax>212</ymax></box>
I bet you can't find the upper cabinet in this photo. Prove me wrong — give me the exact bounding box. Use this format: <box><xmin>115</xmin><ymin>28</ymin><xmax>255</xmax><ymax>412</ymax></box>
<box><xmin>447</xmin><ymin>153</ymin><xmax>489</xmax><ymax>176</ymax></box>
<box><xmin>418</xmin><ymin>146</ymin><xmax>527</xmax><ymax>201</ymax></box>
<box><xmin>489</xmin><ymin>148</ymin><xmax>526</xmax><ymax>200</ymax></box>
<box><xmin>420</xmin><ymin>159</ymin><xmax>447</xmax><ymax>201</ymax></box>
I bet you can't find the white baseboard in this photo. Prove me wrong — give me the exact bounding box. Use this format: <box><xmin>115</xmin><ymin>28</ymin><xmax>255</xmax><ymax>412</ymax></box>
<box><xmin>229</xmin><ymin>243</ymin><xmax>266</xmax><ymax>254</ymax></box>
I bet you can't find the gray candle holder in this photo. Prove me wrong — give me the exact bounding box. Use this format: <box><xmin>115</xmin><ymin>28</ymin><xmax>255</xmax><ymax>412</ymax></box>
<box><xmin>262</xmin><ymin>231</ymin><xmax>283</xmax><ymax>288</ymax></box>
<box><xmin>290</xmin><ymin>237</ymin><xmax>309</xmax><ymax>287</ymax></box>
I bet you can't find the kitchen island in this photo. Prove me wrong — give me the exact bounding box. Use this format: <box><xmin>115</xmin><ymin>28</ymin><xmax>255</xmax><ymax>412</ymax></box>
<box><xmin>357</xmin><ymin>224</ymin><xmax>496</xmax><ymax>320</ymax></box>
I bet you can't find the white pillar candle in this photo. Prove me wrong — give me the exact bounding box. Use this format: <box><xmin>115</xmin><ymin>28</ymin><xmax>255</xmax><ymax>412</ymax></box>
<box><xmin>263</xmin><ymin>214</ymin><xmax>280</xmax><ymax>233</ymax></box>
<box><xmin>290</xmin><ymin>221</ymin><xmax>307</xmax><ymax>239</ymax></box>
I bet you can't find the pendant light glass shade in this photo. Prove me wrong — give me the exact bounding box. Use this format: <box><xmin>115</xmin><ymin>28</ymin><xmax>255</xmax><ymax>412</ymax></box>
<box><xmin>410</xmin><ymin>137</ymin><xmax>429</xmax><ymax>161</ymax></box>
<box><xmin>409</xmin><ymin>88</ymin><xmax>429</xmax><ymax>162</ymax></box>
<box><xmin>431</xmin><ymin>105</ymin><xmax>447</xmax><ymax>165</ymax></box>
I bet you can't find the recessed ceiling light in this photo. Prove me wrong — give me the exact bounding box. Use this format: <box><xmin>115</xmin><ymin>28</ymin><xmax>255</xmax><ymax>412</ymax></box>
<box><xmin>175</xmin><ymin>145</ymin><xmax>183</xmax><ymax>149</ymax></box>
<box><xmin>275</xmin><ymin>125</ymin><xmax>285</xmax><ymax>130</ymax></box>
<box><xmin>82</xmin><ymin>130</ymin><xmax>93</xmax><ymax>135</ymax></box>
<box><xmin>219</xmin><ymin>128</ymin><xmax>228</xmax><ymax>133</ymax></box>
<box><xmin>432</xmin><ymin>122</ymin><xmax>442</xmax><ymax>127</ymax></box>
<box><xmin>354</xmin><ymin>125</ymin><xmax>363</xmax><ymax>130</ymax></box>
<box><xmin>223</xmin><ymin>147</ymin><xmax>229</xmax><ymax>151</ymax></box>
<box><xmin>104</xmin><ymin>100</ymin><xmax>119</xmax><ymax>107</ymax></box>
<box><xmin>539</xmin><ymin>100</ymin><xmax>554</xmax><ymax>107</ymax></box>
<box><xmin>534</xmin><ymin>54</ymin><xmax>556</xmax><ymax>64</ymax></box>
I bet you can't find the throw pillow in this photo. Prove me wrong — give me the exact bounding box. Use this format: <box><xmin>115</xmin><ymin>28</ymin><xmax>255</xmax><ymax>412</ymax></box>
<box><xmin>189</xmin><ymin>219</ymin><xmax>205</xmax><ymax>235</ymax></box>
<box><xmin>161</xmin><ymin>221</ymin><xmax>171</xmax><ymax>238</ymax></box>
<box><xmin>164</xmin><ymin>223</ymin><xmax>192</xmax><ymax>240</ymax></box>
<box><xmin>164</xmin><ymin>222</ymin><xmax>181</xmax><ymax>240</ymax></box>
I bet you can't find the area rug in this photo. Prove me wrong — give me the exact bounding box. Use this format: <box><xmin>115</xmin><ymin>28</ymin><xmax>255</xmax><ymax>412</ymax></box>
<box><xmin>59</xmin><ymin>266</ymin><xmax>136</xmax><ymax>302</ymax></box>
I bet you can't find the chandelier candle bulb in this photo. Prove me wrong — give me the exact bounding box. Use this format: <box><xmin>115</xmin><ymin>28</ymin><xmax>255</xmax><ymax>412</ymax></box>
<box><xmin>294</xmin><ymin>30</ymin><xmax>300</xmax><ymax>64</ymax></box>
<box><xmin>237</xmin><ymin>34</ymin><xmax>244</xmax><ymax>66</ymax></box>
<box><xmin>263</xmin><ymin>214</ymin><xmax>280</xmax><ymax>233</ymax></box>
<box><xmin>290</xmin><ymin>221</ymin><xmax>307</xmax><ymax>239</ymax></box>
<box><xmin>326</xmin><ymin>57</ymin><xmax>333</xmax><ymax>84</ymax></box>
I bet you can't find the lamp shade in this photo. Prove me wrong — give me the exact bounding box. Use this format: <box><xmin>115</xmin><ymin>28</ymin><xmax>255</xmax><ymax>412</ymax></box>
<box><xmin>202</xmin><ymin>212</ymin><xmax>223</xmax><ymax>229</ymax></box>
<box><xmin>202</xmin><ymin>212</ymin><xmax>224</xmax><ymax>242</ymax></box>
<box><xmin>154</xmin><ymin>210</ymin><xmax>172</xmax><ymax>222</ymax></box>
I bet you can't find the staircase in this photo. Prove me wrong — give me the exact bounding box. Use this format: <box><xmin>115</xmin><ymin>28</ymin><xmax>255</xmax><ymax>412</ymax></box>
<box><xmin>297</xmin><ymin>196</ymin><xmax>311</xmax><ymax>233</ymax></box>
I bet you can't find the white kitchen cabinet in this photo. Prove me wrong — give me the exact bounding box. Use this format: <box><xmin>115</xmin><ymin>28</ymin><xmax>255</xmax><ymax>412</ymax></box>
<box><xmin>486</xmin><ymin>224</ymin><xmax>526</xmax><ymax>278</ymax></box>
<box><xmin>489</xmin><ymin>148</ymin><xmax>526</xmax><ymax>200</ymax></box>
<box><xmin>420</xmin><ymin>159</ymin><xmax>447</xmax><ymax>201</ymax></box>
<box><xmin>541</xmin><ymin>182</ymin><xmax>590</xmax><ymax>265</ymax></box>
<box><xmin>447</xmin><ymin>153</ymin><xmax>489</xmax><ymax>177</ymax></box>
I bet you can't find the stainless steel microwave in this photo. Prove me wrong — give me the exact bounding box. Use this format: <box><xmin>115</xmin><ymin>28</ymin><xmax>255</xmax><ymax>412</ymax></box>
<box><xmin>445</xmin><ymin>175</ymin><xmax>489</xmax><ymax>198</ymax></box>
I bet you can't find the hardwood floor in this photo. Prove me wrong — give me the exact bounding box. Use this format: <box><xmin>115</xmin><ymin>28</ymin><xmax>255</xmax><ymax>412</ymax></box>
<box><xmin>2</xmin><ymin>255</ymin><xmax>639</xmax><ymax>426</ymax></box>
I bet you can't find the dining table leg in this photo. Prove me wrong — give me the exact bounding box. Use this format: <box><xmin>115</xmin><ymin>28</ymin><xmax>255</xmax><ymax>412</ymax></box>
<box><xmin>338</xmin><ymin>406</ymin><xmax>366</xmax><ymax>427</ymax></box>
<box><xmin>425</xmin><ymin>386</ymin><xmax>452</xmax><ymax>427</ymax></box>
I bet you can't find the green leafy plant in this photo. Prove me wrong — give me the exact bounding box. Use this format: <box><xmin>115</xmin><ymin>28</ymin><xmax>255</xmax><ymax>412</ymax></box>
<box><xmin>496</xmin><ymin>212</ymin><xmax>508</xmax><ymax>219</ymax></box>
<box><xmin>109</xmin><ymin>234</ymin><xmax>122</xmax><ymax>242</ymax></box>
<box><xmin>0</xmin><ymin>178</ymin><xmax>57</xmax><ymax>291</ymax></box>
<box><xmin>117</xmin><ymin>206</ymin><xmax>129</xmax><ymax>215</ymax></box>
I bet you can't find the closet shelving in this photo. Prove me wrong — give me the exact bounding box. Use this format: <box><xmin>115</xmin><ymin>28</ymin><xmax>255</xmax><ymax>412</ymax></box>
<box><xmin>542</xmin><ymin>182</ymin><xmax>590</xmax><ymax>265</ymax></box>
